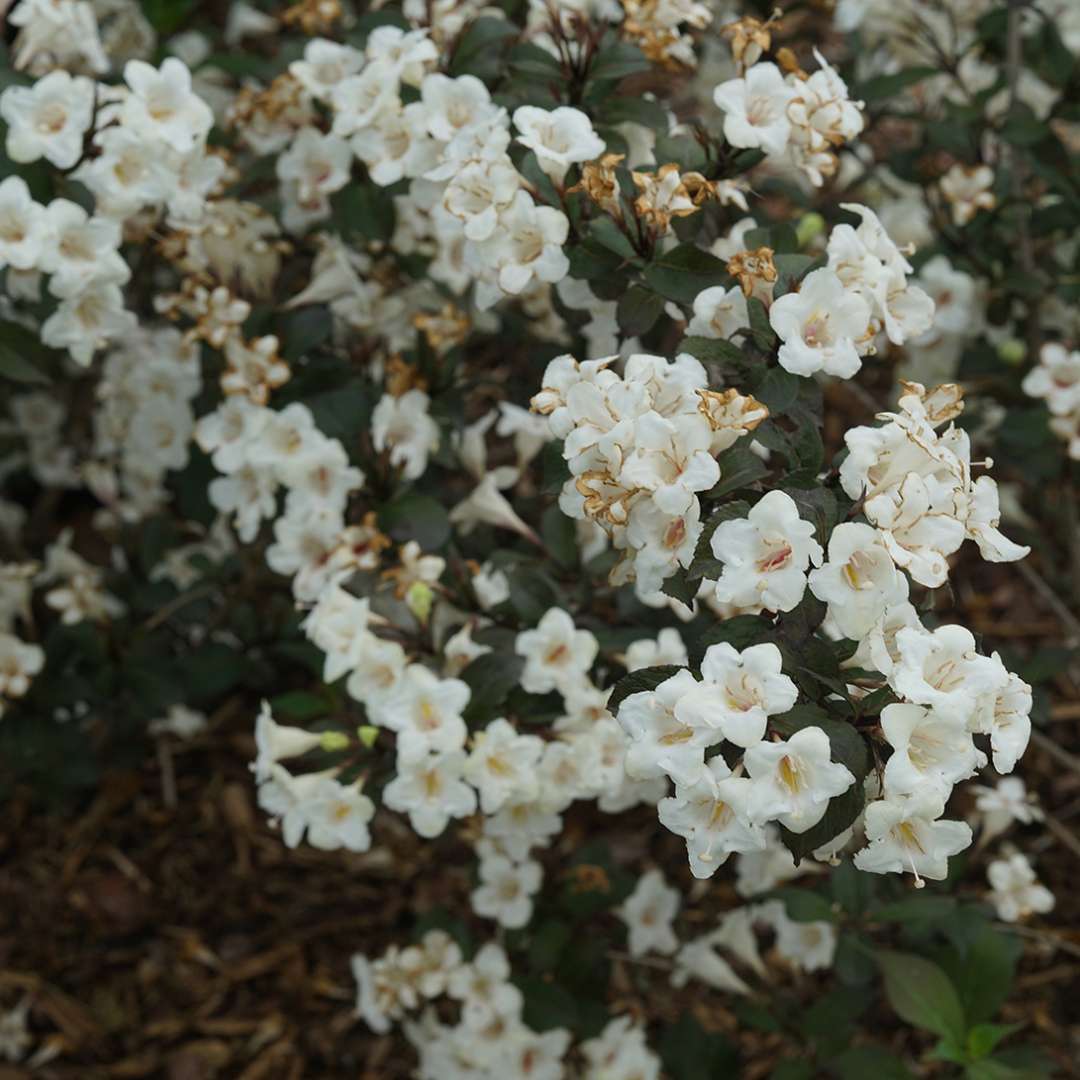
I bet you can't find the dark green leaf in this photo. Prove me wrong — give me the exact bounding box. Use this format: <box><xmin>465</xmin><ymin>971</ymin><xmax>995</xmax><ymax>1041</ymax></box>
<box><xmin>609</xmin><ymin>664</ymin><xmax>687</xmax><ymax>713</ymax></box>
<box><xmin>706</xmin><ymin>445</ymin><xmax>769</xmax><ymax>499</ymax></box>
<box><xmin>0</xmin><ymin>320</ymin><xmax>53</xmax><ymax>384</ymax></box>
<box><xmin>856</xmin><ymin>67</ymin><xmax>937</xmax><ymax>101</ymax></box>
<box><xmin>747</xmin><ymin>297</ymin><xmax>777</xmax><ymax>349</ymax></box>
<box><xmin>660</xmin><ymin>1013</ymin><xmax>740</xmax><ymax>1080</ymax></box>
<box><xmin>643</xmin><ymin>244</ymin><xmax>728</xmax><ymax>305</ymax></box>
<box><xmin>616</xmin><ymin>284</ymin><xmax>664</xmax><ymax>337</ymax></box>
<box><xmin>779</xmin><ymin>783</ymin><xmax>865</xmax><ymax>865</ymax></box>
<box><xmin>588</xmin><ymin>42</ymin><xmax>651</xmax><ymax>82</ymax></box>
<box><xmin>754</xmin><ymin>367</ymin><xmax>800</xmax><ymax>413</ymax></box>
<box><xmin>460</xmin><ymin>652</ymin><xmax>525</xmax><ymax>716</ymax></box>
<box><xmin>378</xmin><ymin>493</ymin><xmax>451</xmax><ymax>549</ymax></box>
<box><xmin>767</xmin><ymin>886</ymin><xmax>835</xmax><ymax>923</ymax></box>
<box><xmin>876</xmin><ymin>950</ymin><xmax>967</xmax><ymax>1043</ymax></box>
<box><xmin>678</xmin><ymin>335</ymin><xmax>747</xmax><ymax>369</ymax></box>
<box><xmin>448</xmin><ymin>16</ymin><xmax>517</xmax><ymax>78</ymax></box>
<box><xmin>829</xmin><ymin>1046</ymin><xmax>916</xmax><ymax>1080</ymax></box>
<box><xmin>692</xmin><ymin>614</ymin><xmax>773</xmax><ymax>664</ymax></box>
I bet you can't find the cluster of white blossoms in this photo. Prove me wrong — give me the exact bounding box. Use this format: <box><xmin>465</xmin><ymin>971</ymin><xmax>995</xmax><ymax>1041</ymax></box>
<box><xmin>713</xmin><ymin>46</ymin><xmax>865</xmax><ymax>187</ymax></box>
<box><xmin>840</xmin><ymin>381</ymin><xmax>1029</xmax><ymax>588</ymax></box>
<box><xmin>617</xmin><ymin>867</ymin><xmax>837</xmax><ymax>986</ymax></box>
<box><xmin>351</xmin><ymin>930</ymin><xmax>661</xmax><ymax>1080</ymax></box>
<box><xmin>612</xmin><ymin>377</ymin><xmax>1033</xmax><ymax>886</ymax></box>
<box><xmin>769</xmin><ymin>204</ymin><xmax>935</xmax><ymax>379</ymax></box>
<box><xmin>350</xmin><ymin>864</ymin><xmax>839</xmax><ymax>1076</ymax></box>
<box><xmin>1023</xmin><ymin>341</ymin><xmax>1080</xmax><ymax>460</ymax></box>
<box><xmin>269</xmin><ymin>28</ymin><xmax>607</xmax><ymax>311</ymax></box>
<box><xmin>0</xmin><ymin>56</ymin><xmax>227</xmax><ymax>365</ymax></box>
<box><xmin>531</xmin><ymin>352</ymin><xmax>768</xmax><ymax>603</ymax></box>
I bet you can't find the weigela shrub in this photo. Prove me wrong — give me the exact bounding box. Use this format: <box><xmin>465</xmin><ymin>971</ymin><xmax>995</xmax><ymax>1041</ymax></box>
<box><xmin>0</xmin><ymin>0</ymin><xmax>1075</xmax><ymax>1073</ymax></box>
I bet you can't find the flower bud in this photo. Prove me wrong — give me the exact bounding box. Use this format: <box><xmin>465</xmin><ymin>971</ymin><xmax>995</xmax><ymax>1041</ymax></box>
<box><xmin>796</xmin><ymin>212</ymin><xmax>826</xmax><ymax>249</ymax></box>
<box><xmin>319</xmin><ymin>730</ymin><xmax>350</xmax><ymax>752</ymax></box>
<box><xmin>357</xmin><ymin>725</ymin><xmax>379</xmax><ymax>749</ymax></box>
<box><xmin>406</xmin><ymin>580</ymin><xmax>434</xmax><ymax>623</ymax></box>
<box><xmin>997</xmin><ymin>338</ymin><xmax>1026</xmax><ymax>366</ymax></box>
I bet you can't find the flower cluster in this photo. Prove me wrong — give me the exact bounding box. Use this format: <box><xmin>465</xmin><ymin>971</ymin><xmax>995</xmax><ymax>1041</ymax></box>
<box><xmin>532</xmin><ymin>352</ymin><xmax>767</xmax><ymax>602</ymax></box>
<box><xmin>713</xmin><ymin>45</ymin><xmax>865</xmax><ymax>187</ymax></box>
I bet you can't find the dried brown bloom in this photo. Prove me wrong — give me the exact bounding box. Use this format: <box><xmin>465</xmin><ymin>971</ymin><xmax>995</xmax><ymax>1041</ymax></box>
<box><xmin>721</xmin><ymin>13</ymin><xmax>779</xmax><ymax>70</ymax></box>
<box><xmin>414</xmin><ymin>305</ymin><xmax>471</xmax><ymax>354</ymax></box>
<box><xmin>775</xmin><ymin>46</ymin><xmax>807</xmax><ymax>80</ymax></box>
<box><xmin>727</xmin><ymin>247</ymin><xmax>778</xmax><ymax>299</ymax></box>
<box><xmin>281</xmin><ymin>0</ymin><xmax>342</xmax><ymax>35</ymax></box>
<box><xmin>632</xmin><ymin>164</ymin><xmax>699</xmax><ymax>233</ymax></box>
<box><xmin>567</xmin><ymin>153</ymin><xmax>624</xmax><ymax>213</ymax></box>
<box><xmin>385</xmin><ymin>355</ymin><xmax>427</xmax><ymax>397</ymax></box>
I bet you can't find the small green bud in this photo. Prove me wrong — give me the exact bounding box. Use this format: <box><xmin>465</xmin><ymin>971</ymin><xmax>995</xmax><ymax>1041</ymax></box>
<box><xmin>320</xmin><ymin>730</ymin><xmax>350</xmax><ymax>752</ymax></box>
<box><xmin>796</xmin><ymin>212</ymin><xmax>826</xmax><ymax>249</ymax></box>
<box><xmin>358</xmin><ymin>725</ymin><xmax>379</xmax><ymax>749</ymax></box>
<box><xmin>997</xmin><ymin>338</ymin><xmax>1026</xmax><ymax>366</ymax></box>
<box><xmin>406</xmin><ymin>580</ymin><xmax>435</xmax><ymax>623</ymax></box>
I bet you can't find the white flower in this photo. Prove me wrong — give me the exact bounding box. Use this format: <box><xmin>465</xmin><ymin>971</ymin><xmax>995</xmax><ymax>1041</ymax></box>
<box><xmin>622</xmin><ymin>628</ymin><xmax>688</xmax><ymax>672</ymax></box>
<box><xmin>512</xmin><ymin>105</ymin><xmax>605</xmax><ymax>182</ymax></box>
<box><xmin>808</xmin><ymin>522</ymin><xmax>909</xmax><ymax>640</ymax></box>
<box><xmin>983</xmin><ymin>671</ymin><xmax>1033</xmax><ymax>774</ymax></box>
<box><xmin>329</xmin><ymin>62</ymin><xmax>400</xmax><ymax>137</ymax></box>
<box><xmin>122</xmin><ymin>58</ymin><xmax>214</xmax><ymax>152</ymax></box>
<box><xmin>371</xmin><ymin>389</ymin><xmax>440</xmax><ymax>480</ymax></box>
<box><xmin>475</xmin><ymin>189</ymin><xmax>570</xmax><ymax>301</ymax></box>
<box><xmin>443</xmin><ymin>155</ymin><xmax>521</xmax><ymax>241</ymax></box>
<box><xmin>671</xmin><ymin>934</ymin><xmax>752</xmax><ymax>994</ymax></box>
<box><xmin>40</xmin><ymin>282</ymin><xmax>137</xmax><ymax>366</ymax></box>
<box><xmin>252</xmin><ymin>700</ymin><xmax>323</xmax><ymax>781</ymax></box>
<box><xmin>854</xmin><ymin>792</ymin><xmax>971</xmax><ymax>883</ymax></box>
<box><xmin>1</xmin><ymin>69</ymin><xmax>95</xmax><ymax>169</ymax></box>
<box><xmin>382</xmin><ymin>750</ymin><xmax>477</xmax><ymax>837</ymax></box>
<box><xmin>687</xmin><ymin>284</ymin><xmax>749</xmax><ymax>340</ymax></box>
<box><xmin>658</xmin><ymin>758</ymin><xmax>766</xmax><ymax>879</ymax></box>
<box><xmin>464</xmin><ymin>718</ymin><xmax>544</xmax><ymax>814</ymax></box>
<box><xmin>148</xmin><ymin>704</ymin><xmax>208</xmax><ymax>739</ymax></box>
<box><xmin>616</xmin><ymin>868</ymin><xmax>680</xmax><ymax>957</ymax></box>
<box><xmin>515</xmin><ymin>607</ymin><xmax>598</xmax><ymax>694</ymax></box>
<box><xmin>581</xmin><ymin>1015</ymin><xmax>662</xmax><ymax>1080</ymax></box>
<box><xmin>618</xmin><ymin>668</ymin><xmax>719</xmax><ymax>785</ymax></box>
<box><xmin>986</xmin><ymin>853</ymin><xmax>1054</xmax><ymax>922</ymax></box>
<box><xmin>879</xmin><ymin>703</ymin><xmax>983</xmax><ymax>798</ymax></box>
<box><xmin>940</xmin><ymin>163</ymin><xmax>995</xmax><ymax>226</ymax></box>
<box><xmin>769</xmin><ymin>268</ymin><xmax>871</xmax><ymax>378</ymax></box>
<box><xmin>365</xmin><ymin>26</ymin><xmax>438</xmax><ymax>87</ymax></box>
<box><xmin>373</xmin><ymin>664</ymin><xmax>469</xmax><ymax>765</ymax></box>
<box><xmin>471</xmin><ymin>852</ymin><xmax>542</xmax><ymax>929</ymax></box>
<box><xmin>303</xmin><ymin>778</ymin><xmax>376</xmax><ymax>851</ymax></box>
<box><xmin>0</xmin><ymin>176</ymin><xmax>48</xmax><ymax>271</ymax></box>
<box><xmin>744</xmin><ymin>726</ymin><xmax>855</xmax><ymax>833</ymax></box>
<box><xmin>619</xmin><ymin>411</ymin><xmax>720</xmax><ymax>515</ymax></box>
<box><xmin>420</xmin><ymin>72</ymin><xmax>497</xmax><ymax>142</ymax></box>
<box><xmin>276</xmin><ymin>126</ymin><xmax>352</xmax><ymax>204</ymax></box>
<box><xmin>712</xmin><ymin>62</ymin><xmax>795</xmax><ymax>157</ymax></box>
<box><xmin>890</xmin><ymin>624</ymin><xmax>1006</xmax><ymax>726</ymax></box>
<box><xmin>1023</xmin><ymin>342</ymin><xmax>1080</xmax><ymax>416</ymax></box>
<box><xmin>351</xmin><ymin>101</ymin><xmax>437</xmax><ymax>186</ymax></box>
<box><xmin>675</xmin><ymin>642</ymin><xmax>797</xmax><ymax>749</ymax></box>
<box><xmin>38</xmin><ymin>199</ymin><xmax>129</xmax><ymax>298</ymax></box>
<box><xmin>758</xmin><ymin>900</ymin><xmax>837</xmax><ymax>973</ymax></box>
<box><xmin>710</xmin><ymin>491</ymin><xmax>824</xmax><ymax>613</ymax></box>
<box><xmin>447</xmin><ymin>942</ymin><xmax>523</xmax><ymax>1030</ymax></box>
<box><xmin>289</xmin><ymin>38</ymin><xmax>364</xmax><ymax>100</ymax></box>
<box><xmin>0</xmin><ymin>633</ymin><xmax>45</xmax><ymax>700</ymax></box>
<box><xmin>971</xmin><ymin>777</ymin><xmax>1042</xmax><ymax>843</ymax></box>
<box><xmin>472</xmin><ymin>561</ymin><xmax>510</xmax><ymax>609</ymax></box>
